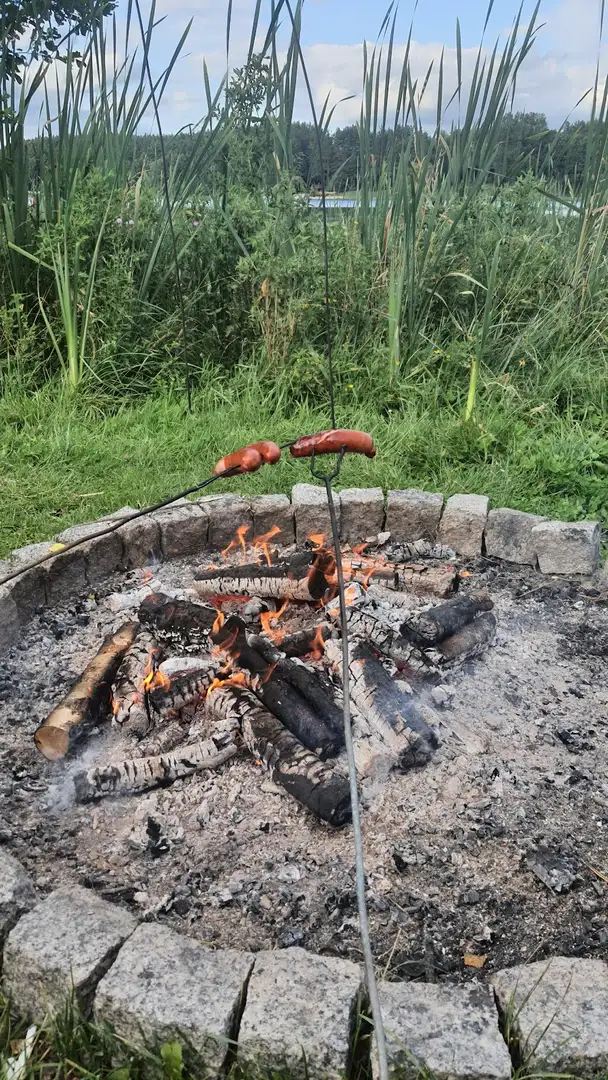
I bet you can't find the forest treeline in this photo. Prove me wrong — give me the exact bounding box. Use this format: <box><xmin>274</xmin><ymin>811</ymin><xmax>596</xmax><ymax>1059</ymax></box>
<box><xmin>25</xmin><ymin>110</ymin><xmax>592</xmax><ymax>191</ymax></box>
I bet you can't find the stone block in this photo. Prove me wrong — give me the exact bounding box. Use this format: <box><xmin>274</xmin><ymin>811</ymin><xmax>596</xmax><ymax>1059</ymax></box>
<box><xmin>9</xmin><ymin>568</ymin><xmax>46</xmax><ymax>621</ymax></box>
<box><xmin>2</xmin><ymin>885</ymin><xmax>136</xmax><ymax>1021</ymax></box>
<box><xmin>238</xmin><ymin>947</ymin><xmax>361</xmax><ymax>1080</ymax></box>
<box><xmin>373</xmin><ymin>980</ymin><xmax>511</xmax><ymax>1080</ymax></box>
<box><xmin>196</xmin><ymin>494</ymin><xmax>252</xmax><ymax>552</ymax></box>
<box><xmin>438</xmin><ymin>494</ymin><xmax>489</xmax><ymax>556</ymax></box>
<box><xmin>291</xmin><ymin>484</ymin><xmax>340</xmax><ymax>546</ymax></box>
<box><xmin>339</xmin><ymin>488</ymin><xmax>385</xmax><ymax>543</ymax></box>
<box><xmin>56</xmin><ymin>522</ymin><xmax>124</xmax><ymax>586</ymax></box>
<box><xmin>11</xmin><ymin>542</ymin><xmax>88</xmax><ymax>605</ymax></box>
<box><xmin>484</xmin><ymin>508</ymin><xmax>548</xmax><ymax>566</ymax></box>
<box><xmin>0</xmin><ymin>851</ymin><xmax>36</xmax><ymax>964</ymax></box>
<box><xmin>45</xmin><ymin>550</ymin><xmax>88</xmax><ymax>606</ymax></box>
<box><xmin>117</xmin><ymin>516</ymin><xmax>162</xmax><ymax>570</ymax></box>
<box><xmin>94</xmin><ymin>923</ymin><xmax>253</xmax><ymax>1072</ymax></box>
<box><xmin>531</xmin><ymin>520</ymin><xmax>601</xmax><ymax>575</ymax></box>
<box><xmin>385</xmin><ymin>489</ymin><xmax>444</xmax><ymax>543</ymax></box>
<box><xmin>153</xmin><ymin>502</ymin><xmax>209</xmax><ymax>559</ymax></box>
<box><xmin>251</xmin><ymin>494</ymin><xmax>295</xmax><ymax>547</ymax></box>
<box><xmin>0</xmin><ymin>585</ymin><xmax>20</xmax><ymax>651</ymax></box>
<box><xmin>492</xmin><ymin>956</ymin><xmax>608</xmax><ymax>1076</ymax></box>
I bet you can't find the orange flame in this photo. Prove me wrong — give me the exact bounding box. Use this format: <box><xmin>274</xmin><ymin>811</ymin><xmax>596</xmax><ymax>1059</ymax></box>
<box><xmin>352</xmin><ymin>542</ymin><xmax>370</xmax><ymax>555</ymax></box>
<box><xmin>140</xmin><ymin>569</ymin><xmax>154</xmax><ymax>584</ymax></box>
<box><xmin>308</xmin><ymin>624</ymin><xmax>327</xmax><ymax>660</ymax></box>
<box><xmin>308</xmin><ymin>533</ymin><xmax>326</xmax><ymax>550</ymax></box>
<box><xmin>207</xmin><ymin>670</ymin><xmax>249</xmax><ymax>696</ymax></box>
<box><xmin>212</xmin><ymin>609</ymin><xmax>226</xmax><ymax>634</ymax></box>
<box><xmin>221</xmin><ymin>524</ymin><xmax>251</xmax><ymax>560</ymax></box>
<box><xmin>141</xmin><ymin>647</ymin><xmax>168</xmax><ymax>693</ymax></box>
<box><xmin>253</xmin><ymin>525</ymin><xmax>281</xmax><ymax>568</ymax></box>
<box><xmin>260</xmin><ymin>599</ymin><xmax>288</xmax><ymax>643</ymax></box>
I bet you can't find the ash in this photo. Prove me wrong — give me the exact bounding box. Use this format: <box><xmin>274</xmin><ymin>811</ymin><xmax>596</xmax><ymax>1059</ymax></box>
<box><xmin>1</xmin><ymin>546</ymin><xmax>608</xmax><ymax>984</ymax></box>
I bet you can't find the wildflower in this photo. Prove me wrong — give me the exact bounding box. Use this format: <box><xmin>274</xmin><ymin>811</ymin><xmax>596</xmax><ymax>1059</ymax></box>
<box><xmin>519</xmin><ymin>360</ymin><xmax>526</xmax><ymax>366</ymax></box>
<box><xmin>127</xmin><ymin>219</ymin><xmax>135</xmax><ymax>226</ymax></box>
<box><xmin>193</xmin><ymin>220</ymin><xmax>200</xmax><ymax>227</ymax></box>
<box><xmin>433</xmin><ymin>348</ymin><xmax>441</xmax><ymax>355</ymax></box>
<box><xmin>115</xmin><ymin>216</ymin><xmax>123</xmax><ymax>225</ymax></box>
<box><xmin>348</xmin><ymin>383</ymin><xmax>354</xmax><ymax>389</ymax></box>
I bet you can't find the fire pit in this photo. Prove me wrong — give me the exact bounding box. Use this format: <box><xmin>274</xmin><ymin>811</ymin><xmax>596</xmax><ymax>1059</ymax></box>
<box><xmin>1</xmin><ymin>487</ymin><xmax>607</xmax><ymax>981</ymax></box>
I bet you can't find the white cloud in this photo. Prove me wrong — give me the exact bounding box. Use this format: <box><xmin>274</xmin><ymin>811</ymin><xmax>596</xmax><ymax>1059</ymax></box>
<box><xmin>21</xmin><ymin>0</ymin><xmax>608</xmax><ymax>138</ymax></box>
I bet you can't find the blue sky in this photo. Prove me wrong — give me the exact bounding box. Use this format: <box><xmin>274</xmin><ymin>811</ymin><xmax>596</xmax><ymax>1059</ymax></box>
<box><xmin>41</xmin><ymin>0</ymin><xmax>605</xmax><ymax>134</ymax></box>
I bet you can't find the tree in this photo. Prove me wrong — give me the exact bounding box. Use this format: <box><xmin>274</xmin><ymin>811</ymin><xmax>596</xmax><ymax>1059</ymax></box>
<box><xmin>0</xmin><ymin>0</ymin><xmax>117</xmax><ymax>79</ymax></box>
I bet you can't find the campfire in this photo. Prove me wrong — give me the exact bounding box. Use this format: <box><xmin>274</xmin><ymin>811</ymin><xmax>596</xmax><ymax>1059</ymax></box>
<box><xmin>33</xmin><ymin>526</ymin><xmax>496</xmax><ymax>827</ymax></box>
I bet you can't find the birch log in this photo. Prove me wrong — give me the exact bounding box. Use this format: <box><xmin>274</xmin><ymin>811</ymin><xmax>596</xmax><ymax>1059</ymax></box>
<box><xmin>206</xmin><ymin>685</ymin><xmax>351</xmax><ymax>827</ymax></box>
<box><xmin>73</xmin><ymin>731</ymin><xmax>238</xmax><ymax>801</ymax></box>
<box><xmin>34</xmin><ymin>622</ymin><xmax>140</xmax><ymax>761</ymax></box>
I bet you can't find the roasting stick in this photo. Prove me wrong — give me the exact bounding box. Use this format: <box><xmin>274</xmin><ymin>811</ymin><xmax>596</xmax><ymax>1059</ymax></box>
<box><xmin>291</xmin><ymin>430</ymin><xmax>389</xmax><ymax>1080</ymax></box>
<box><xmin>0</xmin><ymin>441</ymin><xmax>283</xmax><ymax>588</ymax></box>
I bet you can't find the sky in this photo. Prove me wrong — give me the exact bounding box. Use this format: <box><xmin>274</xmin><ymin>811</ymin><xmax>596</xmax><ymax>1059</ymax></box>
<box><xmin>32</xmin><ymin>0</ymin><xmax>607</xmax><ymax>134</ymax></box>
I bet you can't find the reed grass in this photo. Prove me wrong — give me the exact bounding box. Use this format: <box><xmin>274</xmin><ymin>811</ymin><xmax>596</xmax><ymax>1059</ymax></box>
<box><xmin>0</xmin><ymin>0</ymin><xmax>607</xmax><ymax>552</ymax></box>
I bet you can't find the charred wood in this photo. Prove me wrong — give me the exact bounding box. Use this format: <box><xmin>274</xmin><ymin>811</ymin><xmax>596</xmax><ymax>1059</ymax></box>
<box><xmin>329</xmin><ymin>606</ymin><xmax>416</xmax><ymax>668</ymax></box>
<box><xmin>278</xmin><ymin>624</ymin><xmax>333</xmax><ymax>658</ymax></box>
<box><xmin>138</xmin><ymin>593</ymin><xmax>217</xmax><ymax>648</ymax></box>
<box><xmin>248</xmin><ymin>634</ymin><xmax>344</xmax><ymax>741</ymax></box>
<box><xmin>195</xmin><ymin>551</ymin><xmax>333</xmax><ymax>602</ymax></box>
<box><xmin>344</xmin><ymin>559</ymin><xmax>458</xmax><ymax>598</ymax></box>
<box><xmin>431</xmin><ymin>611</ymin><xmax>497</xmax><ymax>663</ymax></box>
<box><xmin>324</xmin><ymin>638</ymin><xmax>437</xmax><ymax>773</ymax></box>
<box><xmin>112</xmin><ymin>632</ymin><xmax>162</xmax><ymax>736</ymax></box>
<box><xmin>400</xmin><ymin>595</ymin><xmax>494</xmax><ymax>646</ymax></box>
<box><xmin>73</xmin><ymin>732</ymin><xmax>238</xmax><ymax>801</ymax></box>
<box><xmin>206</xmin><ymin>685</ymin><xmax>351</xmax><ymax>827</ymax></box>
<box><xmin>147</xmin><ymin>661</ymin><xmax>218</xmax><ymax>717</ymax></box>
<box><xmin>212</xmin><ymin>617</ymin><xmax>343</xmax><ymax>758</ymax></box>
<box><xmin>34</xmin><ymin>622</ymin><xmax>140</xmax><ymax>761</ymax></box>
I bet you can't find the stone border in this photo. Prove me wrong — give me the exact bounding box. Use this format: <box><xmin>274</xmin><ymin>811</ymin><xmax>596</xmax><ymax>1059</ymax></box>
<box><xmin>1</xmin><ymin>485</ymin><xmax>604</xmax><ymax>652</ymax></box>
<box><xmin>2</xmin><ymin>850</ymin><xmax>608</xmax><ymax>1077</ymax></box>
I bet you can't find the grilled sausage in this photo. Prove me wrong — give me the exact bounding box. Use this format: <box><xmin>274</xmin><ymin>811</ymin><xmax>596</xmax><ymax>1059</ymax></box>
<box><xmin>250</xmin><ymin>440</ymin><xmax>282</xmax><ymax>464</ymax></box>
<box><xmin>214</xmin><ymin>447</ymin><xmax>263</xmax><ymax>475</ymax></box>
<box><xmin>290</xmin><ymin>429</ymin><xmax>376</xmax><ymax>459</ymax></box>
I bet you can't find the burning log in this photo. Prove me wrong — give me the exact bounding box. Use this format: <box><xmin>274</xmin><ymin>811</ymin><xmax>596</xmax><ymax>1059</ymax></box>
<box><xmin>248</xmin><ymin>634</ymin><xmax>344</xmax><ymax>741</ymax></box>
<box><xmin>343</xmin><ymin>558</ymin><xmax>458</xmax><ymax>599</ymax></box>
<box><xmin>206</xmin><ymin>685</ymin><xmax>351</xmax><ymax>827</ymax></box>
<box><xmin>212</xmin><ymin>616</ymin><xmax>343</xmax><ymax>758</ymax></box>
<box><xmin>138</xmin><ymin>593</ymin><xmax>217</xmax><ymax>648</ymax></box>
<box><xmin>34</xmin><ymin>622</ymin><xmax>140</xmax><ymax>761</ymax></box>
<box><xmin>112</xmin><ymin>633</ymin><xmax>163</xmax><ymax>736</ymax></box>
<box><xmin>324</xmin><ymin>639</ymin><xmax>437</xmax><ymax>774</ymax></box>
<box><xmin>146</xmin><ymin>660</ymin><xmax>218</xmax><ymax>717</ymax></box>
<box><xmin>195</xmin><ymin>549</ymin><xmax>457</xmax><ymax>604</ymax></box>
<box><xmin>400</xmin><ymin>595</ymin><xmax>494</xmax><ymax>646</ymax></box>
<box><xmin>194</xmin><ymin>550</ymin><xmax>334</xmax><ymax>602</ymax></box>
<box><xmin>73</xmin><ymin>732</ymin><xmax>238</xmax><ymax>801</ymax></box>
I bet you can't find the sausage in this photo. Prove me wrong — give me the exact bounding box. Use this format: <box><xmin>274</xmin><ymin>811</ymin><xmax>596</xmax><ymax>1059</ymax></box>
<box><xmin>214</xmin><ymin>447</ymin><xmax>263</xmax><ymax>475</ymax></box>
<box><xmin>290</xmin><ymin>430</ymin><xmax>376</xmax><ymax>459</ymax></box>
<box><xmin>249</xmin><ymin>441</ymin><xmax>282</xmax><ymax>464</ymax></box>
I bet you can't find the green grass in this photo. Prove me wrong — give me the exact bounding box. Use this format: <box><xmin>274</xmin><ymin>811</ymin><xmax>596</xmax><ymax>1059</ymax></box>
<box><xmin>1</xmin><ymin>372</ymin><xmax>606</xmax><ymax>559</ymax></box>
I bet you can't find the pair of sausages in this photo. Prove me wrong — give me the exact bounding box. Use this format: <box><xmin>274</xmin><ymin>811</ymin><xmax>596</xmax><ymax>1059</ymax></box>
<box><xmin>214</xmin><ymin>441</ymin><xmax>281</xmax><ymax>476</ymax></box>
<box><xmin>213</xmin><ymin>429</ymin><xmax>376</xmax><ymax>476</ymax></box>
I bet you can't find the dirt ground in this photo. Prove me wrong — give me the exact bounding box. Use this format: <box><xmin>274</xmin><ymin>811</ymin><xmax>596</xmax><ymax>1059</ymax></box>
<box><xmin>1</xmin><ymin>545</ymin><xmax>608</xmax><ymax>984</ymax></box>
